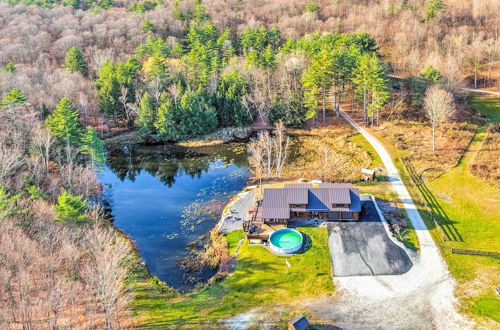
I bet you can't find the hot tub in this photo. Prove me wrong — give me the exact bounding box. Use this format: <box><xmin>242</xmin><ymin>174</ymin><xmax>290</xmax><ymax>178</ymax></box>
<box><xmin>269</xmin><ymin>228</ymin><xmax>303</xmax><ymax>254</ymax></box>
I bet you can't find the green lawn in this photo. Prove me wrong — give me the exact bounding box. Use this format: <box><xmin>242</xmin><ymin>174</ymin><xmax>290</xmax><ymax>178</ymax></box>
<box><xmin>129</xmin><ymin>227</ymin><xmax>333</xmax><ymax>327</ymax></box>
<box><xmin>468</xmin><ymin>95</ymin><xmax>500</xmax><ymax>122</ymax></box>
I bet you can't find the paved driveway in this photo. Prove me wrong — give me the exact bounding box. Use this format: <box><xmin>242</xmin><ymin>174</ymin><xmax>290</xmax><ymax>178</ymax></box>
<box><xmin>328</xmin><ymin>198</ymin><xmax>413</xmax><ymax>276</ymax></box>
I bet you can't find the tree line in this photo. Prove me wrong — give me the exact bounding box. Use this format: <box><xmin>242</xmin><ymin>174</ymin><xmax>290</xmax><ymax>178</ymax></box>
<box><xmin>61</xmin><ymin>0</ymin><xmax>388</xmax><ymax>142</ymax></box>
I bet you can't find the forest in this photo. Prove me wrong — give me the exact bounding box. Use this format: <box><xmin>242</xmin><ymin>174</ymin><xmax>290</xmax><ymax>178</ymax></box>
<box><xmin>0</xmin><ymin>0</ymin><xmax>499</xmax><ymax>328</ymax></box>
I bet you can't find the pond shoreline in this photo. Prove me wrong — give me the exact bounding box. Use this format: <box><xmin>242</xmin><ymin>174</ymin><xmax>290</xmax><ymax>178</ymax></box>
<box><xmin>105</xmin><ymin>126</ymin><xmax>256</xmax><ymax>151</ymax></box>
<box><xmin>101</xmin><ymin>141</ymin><xmax>250</xmax><ymax>292</ymax></box>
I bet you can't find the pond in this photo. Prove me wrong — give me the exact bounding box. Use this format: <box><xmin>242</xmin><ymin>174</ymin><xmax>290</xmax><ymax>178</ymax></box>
<box><xmin>100</xmin><ymin>143</ymin><xmax>250</xmax><ymax>292</ymax></box>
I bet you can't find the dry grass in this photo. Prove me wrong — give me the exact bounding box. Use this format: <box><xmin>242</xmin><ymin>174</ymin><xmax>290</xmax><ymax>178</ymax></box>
<box><xmin>283</xmin><ymin>118</ymin><xmax>371</xmax><ymax>182</ymax></box>
<box><xmin>374</xmin><ymin>120</ymin><xmax>476</xmax><ymax>180</ymax></box>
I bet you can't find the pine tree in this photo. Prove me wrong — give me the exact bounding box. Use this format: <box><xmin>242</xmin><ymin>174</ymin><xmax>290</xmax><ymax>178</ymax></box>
<box><xmin>302</xmin><ymin>49</ymin><xmax>333</xmax><ymax>123</ymax></box>
<box><xmin>425</xmin><ymin>0</ymin><xmax>445</xmax><ymax>21</ymax></box>
<box><xmin>80</xmin><ymin>126</ymin><xmax>106</xmax><ymax>166</ymax></box>
<box><xmin>45</xmin><ymin>98</ymin><xmax>81</xmax><ymax>162</ymax></box>
<box><xmin>215</xmin><ymin>70</ymin><xmax>250</xmax><ymax>128</ymax></box>
<box><xmin>353</xmin><ymin>53</ymin><xmax>388</xmax><ymax>125</ymax></box>
<box><xmin>154</xmin><ymin>100</ymin><xmax>178</xmax><ymax>140</ymax></box>
<box><xmin>352</xmin><ymin>53</ymin><xmax>372</xmax><ymax>124</ymax></box>
<box><xmin>3</xmin><ymin>61</ymin><xmax>16</xmax><ymax>73</ymax></box>
<box><xmin>0</xmin><ymin>88</ymin><xmax>27</xmax><ymax>107</ymax></box>
<box><xmin>367</xmin><ymin>54</ymin><xmax>389</xmax><ymax>125</ymax></box>
<box><xmin>137</xmin><ymin>92</ymin><xmax>156</xmax><ymax>136</ymax></box>
<box><xmin>45</xmin><ymin>98</ymin><xmax>81</xmax><ymax>144</ymax></box>
<box><xmin>0</xmin><ymin>187</ymin><xmax>23</xmax><ymax>221</ymax></box>
<box><xmin>305</xmin><ymin>0</ymin><xmax>320</xmax><ymax>13</ymax></box>
<box><xmin>55</xmin><ymin>189</ymin><xmax>88</xmax><ymax>224</ymax></box>
<box><xmin>64</xmin><ymin>46</ymin><xmax>88</xmax><ymax>76</ymax></box>
<box><xmin>421</xmin><ymin>65</ymin><xmax>441</xmax><ymax>83</ymax></box>
<box><xmin>96</xmin><ymin>60</ymin><xmax>121</xmax><ymax>121</ymax></box>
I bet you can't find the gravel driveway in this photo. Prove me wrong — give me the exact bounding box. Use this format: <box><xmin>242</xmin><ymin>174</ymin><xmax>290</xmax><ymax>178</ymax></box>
<box><xmin>304</xmin><ymin>110</ymin><xmax>471</xmax><ymax>329</ymax></box>
<box><xmin>328</xmin><ymin>199</ymin><xmax>413</xmax><ymax>276</ymax></box>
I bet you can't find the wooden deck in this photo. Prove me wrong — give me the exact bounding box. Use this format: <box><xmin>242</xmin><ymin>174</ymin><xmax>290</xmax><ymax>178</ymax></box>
<box><xmin>247</xmin><ymin>223</ymin><xmax>286</xmax><ymax>240</ymax></box>
<box><xmin>244</xmin><ymin>201</ymin><xmax>285</xmax><ymax>240</ymax></box>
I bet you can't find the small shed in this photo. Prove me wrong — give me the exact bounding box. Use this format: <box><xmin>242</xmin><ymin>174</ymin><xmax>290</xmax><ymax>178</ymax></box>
<box><xmin>361</xmin><ymin>168</ymin><xmax>376</xmax><ymax>181</ymax></box>
<box><xmin>288</xmin><ymin>316</ymin><xmax>310</xmax><ymax>330</ymax></box>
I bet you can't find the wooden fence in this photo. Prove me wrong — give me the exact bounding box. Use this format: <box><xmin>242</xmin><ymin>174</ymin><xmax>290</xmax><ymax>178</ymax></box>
<box><xmin>452</xmin><ymin>249</ymin><xmax>500</xmax><ymax>258</ymax></box>
<box><xmin>399</xmin><ymin>157</ymin><xmax>450</xmax><ymax>241</ymax></box>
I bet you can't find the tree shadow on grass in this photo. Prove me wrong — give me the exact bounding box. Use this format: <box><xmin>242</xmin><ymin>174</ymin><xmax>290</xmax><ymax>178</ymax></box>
<box><xmin>405</xmin><ymin>161</ymin><xmax>463</xmax><ymax>242</ymax></box>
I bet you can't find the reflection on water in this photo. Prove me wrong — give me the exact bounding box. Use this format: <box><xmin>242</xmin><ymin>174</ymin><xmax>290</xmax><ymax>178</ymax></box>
<box><xmin>101</xmin><ymin>143</ymin><xmax>249</xmax><ymax>291</ymax></box>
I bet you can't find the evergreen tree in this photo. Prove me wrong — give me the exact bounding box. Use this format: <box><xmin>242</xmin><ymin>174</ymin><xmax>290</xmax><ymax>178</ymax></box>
<box><xmin>137</xmin><ymin>92</ymin><xmax>156</xmax><ymax>136</ymax></box>
<box><xmin>135</xmin><ymin>36</ymin><xmax>170</xmax><ymax>59</ymax></box>
<box><xmin>305</xmin><ymin>0</ymin><xmax>320</xmax><ymax>13</ymax></box>
<box><xmin>353</xmin><ymin>53</ymin><xmax>388</xmax><ymax>125</ymax></box>
<box><xmin>154</xmin><ymin>100</ymin><xmax>178</xmax><ymax>140</ymax></box>
<box><xmin>192</xmin><ymin>0</ymin><xmax>210</xmax><ymax>23</ymax></box>
<box><xmin>260</xmin><ymin>45</ymin><xmax>277</xmax><ymax>70</ymax></box>
<box><xmin>80</xmin><ymin>126</ymin><xmax>106</xmax><ymax>166</ymax></box>
<box><xmin>154</xmin><ymin>89</ymin><xmax>217</xmax><ymax>141</ymax></box>
<box><xmin>421</xmin><ymin>65</ymin><xmax>441</xmax><ymax>83</ymax></box>
<box><xmin>141</xmin><ymin>18</ymin><xmax>156</xmax><ymax>33</ymax></box>
<box><xmin>55</xmin><ymin>189</ymin><xmax>88</xmax><ymax>224</ymax></box>
<box><xmin>3</xmin><ymin>61</ymin><xmax>16</xmax><ymax>73</ymax></box>
<box><xmin>64</xmin><ymin>46</ymin><xmax>88</xmax><ymax>76</ymax></box>
<box><xmin>45</xmin><ymin>98</ymin><xmax>82</xmax><ymax>162</ymax></box>
<box><xmin>45</xmin><ymin>98</ymin><xmax>81</xmax><ymax>144</ymax></box>
<box><xmin>0</xmin><ymin>187</ymin><xmax>23</xmax><ymax>221</ymax></box>
<box><xmin>179</xmin><ymin>89</ymin><xmax>217</xmax><ymax>138</ymax></box>
<box><xmin>270</xmin><ymin>96</ymin><xmax>306</xmax><ymax>128</ymax></box>
<box><xmin>425</xmin><ymin>0</ymin><xmax>445</xmax><ymax>21</ymax></box>
<box><xmin>352</xmin><ymin>53</ymin><xmax>372</xmax><ymax>123</ymax></box>
<box><xmin>302</xmin><ymin>49</ymin><xmax>333</xmax><ymax>123</ymax></box>
<box><xmin>0</xmin><ymin>88</ymin><xmax>27</xmax><ymax>107</ymax></box>
<box><xmin>143</xmin><ymin>55</ymin><xmax>168</xmax><ymax>80</ymax></box>
<box><xmin>96</xmin><ymin>60</ymin><xmax>121</xmax><ymax>120</ymax></box>
<box><xmin>215</xmin><ymin>70</ymin><xmax>250</xmax><ymax>127</ymax></box>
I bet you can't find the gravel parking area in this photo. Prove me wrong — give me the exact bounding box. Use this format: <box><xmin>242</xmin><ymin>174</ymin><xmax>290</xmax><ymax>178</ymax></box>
<box><xmin>328</xmin><ymin>198</ymin><xmax>413</xmax><ymax>276</ymax></box>
<box><xmin>219</xmin><ymin>192</ymin><xmax>255</xmax><ymax>233</ymax></box>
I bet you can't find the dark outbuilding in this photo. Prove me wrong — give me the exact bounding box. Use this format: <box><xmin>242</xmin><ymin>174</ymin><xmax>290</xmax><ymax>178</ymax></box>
<box><xmin>288</xmin><ymin>315</ymin><xmax>310</xmax><ymax>330</ymax></box>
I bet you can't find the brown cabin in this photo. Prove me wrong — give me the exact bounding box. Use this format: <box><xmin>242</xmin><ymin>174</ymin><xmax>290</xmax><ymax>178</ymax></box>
<box><xmin>261</xmin><ymin>183</ymin><xmax>361</xmax><ymax>224</ymax></box>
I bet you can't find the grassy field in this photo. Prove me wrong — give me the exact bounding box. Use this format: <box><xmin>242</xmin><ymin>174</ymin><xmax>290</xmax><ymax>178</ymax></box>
<box><xmin>129</xmin><ymin>227</ymin><xmax>333</xmax><ymax>328</ymax></box>
<box><xmin>425</xmin><ymin>95</ymin><xmax>500</xmax><ymax>324</ymax></box>
<box><xmin>468</xmin><ymin>95</ymin><xmax>500</xmax><ymax>122</ymax></box>
<box><xmin>427</xmin><ymin>146</ymin><xmax>500</xmax><ymax>323</ymax></box>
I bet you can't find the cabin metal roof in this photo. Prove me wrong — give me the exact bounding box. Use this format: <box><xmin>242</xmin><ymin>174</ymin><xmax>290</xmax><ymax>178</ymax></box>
<box><xmin>262</xmin><ymin>184</ymin><xmax>361</xmax><ymax>219</ymax></box>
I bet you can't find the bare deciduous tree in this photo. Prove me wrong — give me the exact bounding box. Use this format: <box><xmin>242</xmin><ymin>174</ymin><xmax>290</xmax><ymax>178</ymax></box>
<box><xmin>273</xmin><ymin>121</ymin><xmax>290</xmax><ymax>177</ymax></box>
<box><xmin>423</xmin><ymin>85</ymin><xmax>455</xmax><ymax>151</ymax></box>
<box><xmin>247</xmin><ymin>122</ymin><xmax>290</xmax><ymax>181</ymax></box>
<box><xmin>82</xmin><ymin>225</ymin><xmax>132</xmax><ymax>330</ymax></box>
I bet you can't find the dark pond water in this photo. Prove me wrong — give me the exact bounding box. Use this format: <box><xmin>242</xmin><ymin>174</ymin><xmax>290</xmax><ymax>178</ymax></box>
<box><xmin>101</xmin><ymin>143</ymin><xmax>250</xmax><ymax>292</ymax></box>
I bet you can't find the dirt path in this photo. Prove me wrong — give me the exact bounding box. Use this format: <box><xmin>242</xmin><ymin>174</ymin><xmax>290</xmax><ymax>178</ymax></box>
<box><xmin>303</xmin><ymin>111</ymin><xmax>472</xmax><ymax>329</ymax></box>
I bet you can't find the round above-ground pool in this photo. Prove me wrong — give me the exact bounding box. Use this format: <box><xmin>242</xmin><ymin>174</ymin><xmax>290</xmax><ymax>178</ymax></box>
<box><xmin>269</xmin><ymin>228</ymin><xmax>303</xmax><ymax>254</ymax></box>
